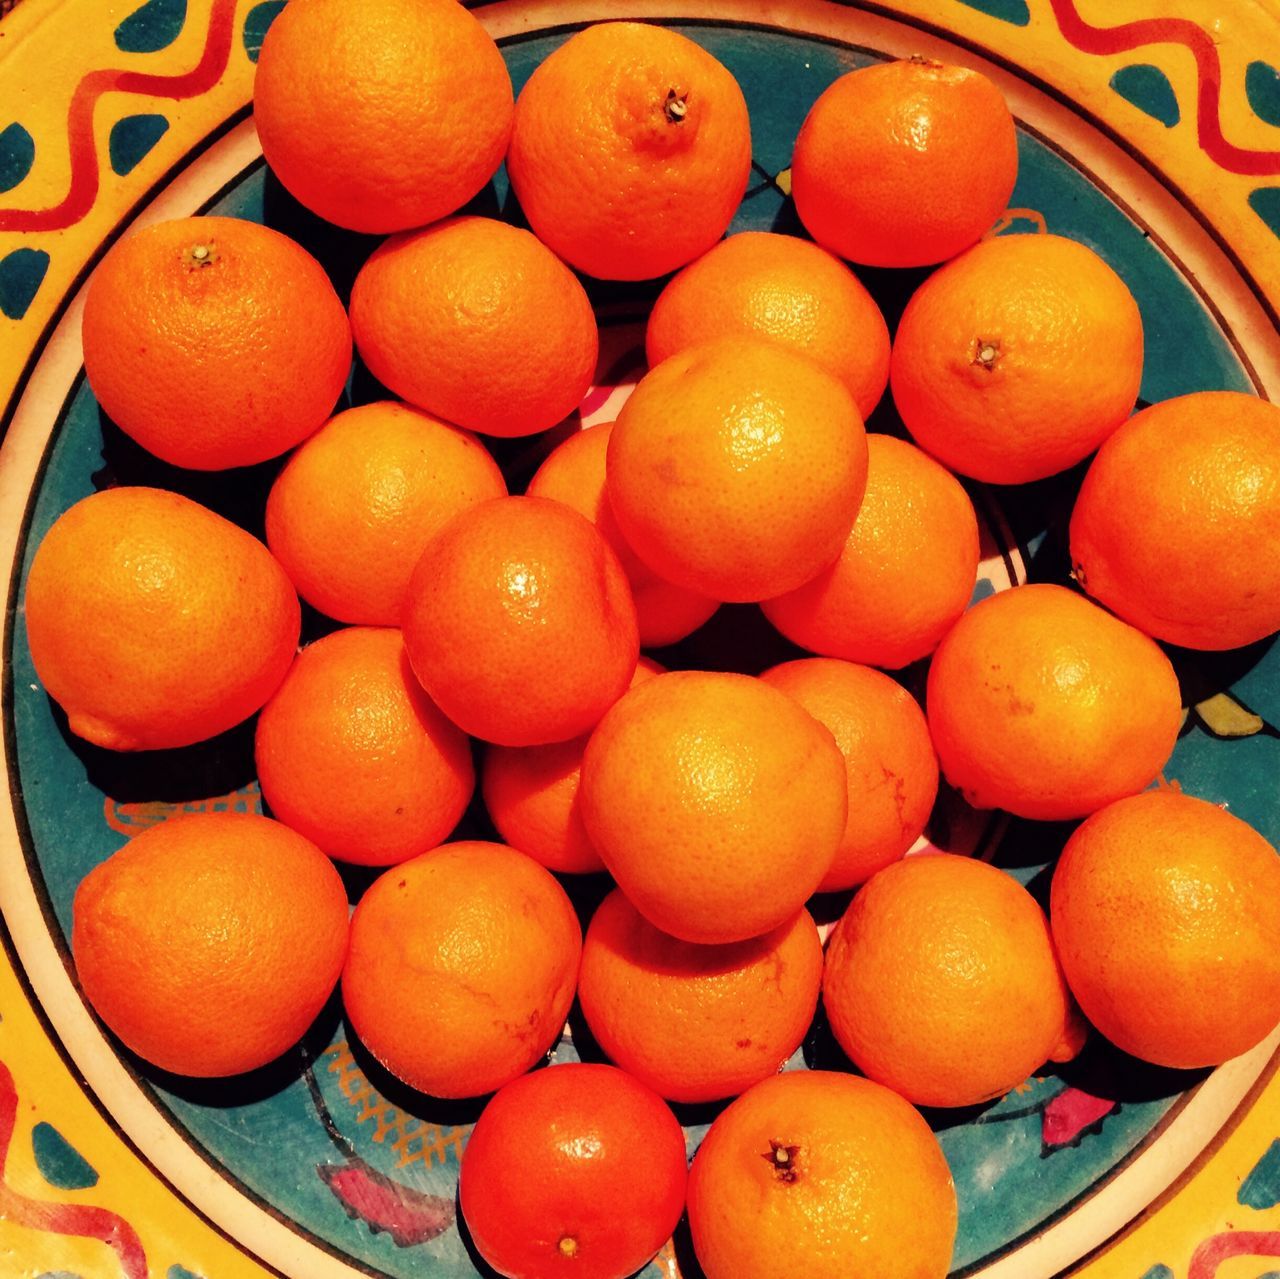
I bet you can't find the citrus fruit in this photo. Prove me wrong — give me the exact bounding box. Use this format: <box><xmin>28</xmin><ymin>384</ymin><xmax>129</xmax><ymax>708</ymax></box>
<box><xmin>342</xmin><ymin>841</ymin><xmax>581</xmax><ymax>1098</ymax></box>
<box><xmin>506</xmin><ymin>21</ymin><xmax>751</xmax><ymax>280</ymax></box>
<box><xmin>926</xmin><ymin>583</ymin><xmax>1181</xmax><ymax>820</ymax></box>
<box><xmin>25</xmin><ymin>487</ymin><xmax>300</xmax><ymax>752</ymax></box>
<box><xmin>891</xmin><ymin>233</ymin><xmax>1144</xmax><ymax>483</ymax></box>
<box><xmin>579</xmin><ymin>670</ymin><xmax>847</xmax><ymax>944</ymax></box>
<box><xmin>81</xmin><ymin>216</ymin><xmax>350</xmax><ymax>470</ymax></box>
<box><xmin>402</xmin><ymin>496</ymin><xmax>638</xmax><ymax>747</ymax></box>
<box><xmin>607</xmin><ymin>338</ymin><xmax>868</xmax><ymax>603</ymax></box>
<box><xmin>72</xmin><ymin>813</ymin><xmax>348</xmax><ymax>1077</ymax></box>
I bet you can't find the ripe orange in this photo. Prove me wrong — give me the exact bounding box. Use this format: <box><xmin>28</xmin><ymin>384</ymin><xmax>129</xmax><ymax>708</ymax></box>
<box><xmin>402</xmin><ymin>496</ymin><xmax>638</xmax><ymax>746</ymax></box>
<box><xmin>253</xmin><ymin>0</ymin><xmax>513</xmax><ymax>233</ymax></box>
<box><xmin>25</xmin><ymin>487</ymin><xmax>300</xmax><ymax>752</ymax></box>
<box><xmin>891</xmin><ymin>233</ymin><xmax>1144</xmax><ymax>483</ymax></box>
<box><xmin>607</xmin><ymin>338</ymin><xmax>868</xmax><ymax>603</ymax></box>
<box><xmin>687</xmin><ymin>1070</ymin><xmax>957</xmax><ymax>1279</ymax></box>
<box><xmin>72</xmin><ymin>813</ymin><xmax>348</xmax><ymax>1077</ymax></box>
<box><xmin>760</xmin><ymin>659</ymin><xmax>938</xmax><ymax>892</ymax></box>
<box><xmin>1070</xmin><ymin>391</ymin><xmax>1280</xmax><ymax>651</ymax></box>
<box><xmin>926</xmin><ymin>584</ymin><xmax>1181</xmax><ymax>820</ymax></box>
<box><xmin>791</xmin><ymin>58</ymin><xmax>1017</xmax><ymax>268</ymax></box>
<box><xmin>350</xmin><ymin>216</ymin><xmax>598</xmax><ymax>438</ymax></box>
<box><xmin>762</xmin><ymin>434</ymin><xmax>979</xmax><ymax>668</ymax></box>
<box><xmin>342</xmin><ymin>841</ymin><xmax>581</xmax><ymax>1098</ymax></box>
<box><xmin>506</xmin><ymin>21</ymin><xmax>751</xmax><ymax>280</ymax></box>
<box><xmin>579</xmin><ymin>670</ymin><xmax>847</xmax><ymax>944</ymax></box>
<box><xmin>81</xmin><ymin>217</ymin><xmax>350</xmax><ymax>470</ymax></box>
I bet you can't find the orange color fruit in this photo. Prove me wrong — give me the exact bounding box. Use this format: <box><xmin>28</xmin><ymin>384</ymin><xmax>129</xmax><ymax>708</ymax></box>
<box><xmin>25</xmin><ymin>487</ymin><xmax>300</xmax><ymax>752</ymax></box>
<box><xmin>81</xmin><ymin>216</ymin><xmax>350</xmax><ymax>470</ymax></box>
<box><xmin>507</xmin><ymin>21</ymin><xmax>751</xmax><ymax>280</ymax></box>
<box><xmin>760</xmin><ymin>659</ymin><xmax>938</xmax><ymax>891</ymax></box>
<box><xmin>1070</xmin><ymin>391</ymin><xmax>1280</xmax><ymax>651</ymax></box>
<box><xmin>607</xmin><ymin>338</ymin><xmax>868</xmax><ymax>603</ymax></box>
<box><xmin>791</xmin><ymin>58</ymin><xmax>1017</xmax><ymax>268</ymax></box>
<box><xmin>762</xmin><ymin>434</ymin><xmax>979</xmax><ymax>668</ymax></box>
<box><xmin>253</xmin><ymin>0</ymin><xmax>512</xmax><ymax>233</ymax></box>
<box><xmin>402</xmin><ymin>496</ymin><xmax>638</xmax><ymax>746</ymax></box>
<box><xmin>342</xmin><ymin>841</ymin><xmax>581</xmax><ymax>1098</ymax></box>
<box><xmin>72</xmin><ymin>813</ymin><xmax>348</xmax><ymax>1077</ymax></box>
<box><xmin>891</xmin><ymin>233</ymin><xmax>1144</xmax><ymax>483</ymax></box>
<box><xmin>580</xmin><ymin>670</ymin><xmax>847</xmax><ymax>944</ymax></box>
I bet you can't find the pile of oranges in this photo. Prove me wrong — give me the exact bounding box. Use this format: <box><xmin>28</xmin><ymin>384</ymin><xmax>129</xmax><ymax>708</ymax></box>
<box><xmin>23</xmin><ymin>4</ymin><xmax>1280</xmax><ymax>1278</ymax></box>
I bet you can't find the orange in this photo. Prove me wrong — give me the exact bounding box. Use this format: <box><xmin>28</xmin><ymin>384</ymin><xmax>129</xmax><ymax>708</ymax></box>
<box><xmin>891</xmin><ymin>233</ymin><xmax>1144</xmax><ymax>483</ymax></box>
<box><xmin>579</xmin><ymin>670</ymin><xmax>847</xmax><ymax>944</ymax></box>
<box><xmin>762</xmin><ymin>434</ymin><xmax>979</xmax><ymax>668</ymax></box>
<box><xmin>646</xmin><ymin>231</ymin><xmax>891</xmax><ymax>419</ymax></box>
<box><xmin>1052</xmin><ymin>790</ymin><xmax>1280</xmax><ymax>1069</ymax></box>
<box><xmin>265</xmin><ymin>400</ymin><xmax>507</xmax><ymax>626</ymax></box>
<box><xmin>526</xmin><ymin>423</ymin><xmax>717</xmax><ymax>646</ymax></box>
<box><xmin>607</xmin><ymin>338</ymin><xmax>868</xmax><ymax>603</ymax></box>
<box><xmin>81</xmin><ymin>216</ymin><xmax>350</xmax><ymax>470</ymax></box>
<box><xmin>791</xmin><ymin>58</ymin><xmax>1017</xmax><ymax>268</ymax></box>
<box><xmin>1070</xmin><ymin>391</ymin><xmax>1280</xmax><ymax>651</ymax></box>
<box><xmin>926</xmin><ymin>584</ymin><xmax>1181</xmax><ymax>821</ymax></box>
<box><xmin>578</xmin><ymin>890</ymin><xmax>823</xmax><ymax>1104</ymax></box>
<box><xmin>506</xmin><ymin>21</ymin><xmax>751</xmax><ymax>280</ymax></box>
<box><xmin>255</xmin><ymin>627</ymin><xmax>473</xmax><ymax>867</ymax></box>
<box><xmin>687</xmin><ymin>1070</ymin><xmax>957</xmax><ymax>1279</ymax></box>
<box><xmin>72</xmin><ymin>813</ymin><xmax>348</xmax><ymax>1077</ymax></box>
<box><xmin>350</xmin><ymin>216</ymin><xmax>598</xmax><ymax>438</ymax></box>
<box><xmin>760</xmin><ymin>659</ymin><xmax>938</xmax><ymax>892</ymax></box>
<box><xmin>253</xmin><ymin>0</ymin><xmax>512</xmax><ymax>233</ymax></box>
<box><xmin>25</xmin><ymin>487</ymin><xmax>300</xmax><ymax>752</ymax></box>
<box><xmin>402</xmin><ymin>496</ymin><xmax>638</xmax><ymax>746</ymax></box>
<box><xmin>342</xmin><ymin>841</ymin><xmax>581</xmax><ymax>1098</ymax></box>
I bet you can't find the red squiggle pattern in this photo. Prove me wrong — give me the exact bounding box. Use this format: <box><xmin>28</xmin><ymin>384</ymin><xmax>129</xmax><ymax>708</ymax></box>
<box><xmin>1188</xmin><ymin>1229</ymin><xmax>1280</xmax><ymax>1277</ymax></box>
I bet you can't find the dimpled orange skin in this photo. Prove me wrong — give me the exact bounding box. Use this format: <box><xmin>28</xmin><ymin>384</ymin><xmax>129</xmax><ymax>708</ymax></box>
<box><xmin>891</xmin><ymin>234</ymin><xmax>1144</xmax><ymax>484</ymax></box>
<box><xmin>607</xmin><ymin>338</ymin><xmax>868</xmax><ymax>603</ymax></box>
<box><xmin>791</xmin><ymin>59</ymin><xmax>1017</xmax><ymax>269</ymax></box>
<box><xmin>350</xmin><ymin>217</ymin><xmax>598</xmax><ymax>438</ymax></box>
<box><xmin>926</xmin><ymin>584</ymin><xmax>1182</xmax><ymax>821</ymax></box>
<box><xmin>25</xmin><ymin>488</ymin><xmax>300</xmax><ymax>752</ymax></box>
<box><xmin>81</xmin><ymin>217</ymin><xmax>350</xmax><ymax>471</ymax></box>
<box><xmin>253</xmin><ymin>0</ymin><xmax>512</xmax><ymax>234</ymax></box>
<box><xmin>1070</xmin><ymin>392</ymin><xmax>1280</xmax><ymax>651</ymax></box>
<box><xmin>580</xmin><ymin>671</ymin><xmax>847</xmax><ymax>944</ymax></box>
<box><xmin>506</xmin><ymin>22</ymin><xmax>752</xmax><ymax>280</ymax></box>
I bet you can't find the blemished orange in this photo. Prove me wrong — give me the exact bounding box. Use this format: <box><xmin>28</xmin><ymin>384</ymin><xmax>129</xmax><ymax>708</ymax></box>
<box><xmin>265</xmin><ymin>401</ymin><xmax>507</xmax><ymax>626</ymax></box>
<box><xmin>646</xmin><ymin>231</ymin><xmax>891</xmax><ymax>419</ymax></box>
<box><xmin>607</xmin><ymin>338</ymin><xmax>868</xmax><ymax>603</ymax></box>
<box><xmin>72</xmin><ymin>813</ymin><xmax>348</xmax><ymax>1077</ymax></box>
<box><xmin>824</xmin><ymin>854</ymin><xmax>1080</xmax><ymax>1108</ymax></box>
<box><xmin>350</xmin><ymin>217</ymin><xmax>598</xmax><ymax>438</ymax></box>
<box><xmin>506</xmin><ymin>21</ymin><xmax>751</xmax><ymax>280</ymax></box>
<box><xmin>1071</xmin><ymin>391</ymin><xmax>1280</xmax><ymax>651</ymax></box>
<box><xmin>253</xmin><ymin>0</ymin><xmax>512</xmax><ymax>233</ymax></box>
<box><xmin>402</xmin><ymin>496</ymin><xmax>639</xmax><ymax>747</ymax></box>
<box><xmin>687</xmin><ymin>1070</ymin><xmax>957</xmax><ymax>1279</ymax></box>
<box><xmin>926</xmin><ymin>584</ymin><xmax>1181</xmax><ymax>821</ymax></box>
<box><xmin>759</xmin><ymin>659</ymin><xmax>938</xmax><ymax>892</ymax></box>
<box><xmin>1052</xmin><ymin>790</ymin><xmax>1280</xmax><ymax>1070</ymax></box>
<box><xmin>342</xmin><ymin>841</ymin><xmax>581</xmax><ymax>1098</ymax></box>
<box><xmin>255</xmin><ymin>627</ymin><xmax>473</xmax><ymax>867</ymax></box>
<box><xmin>791</xmin><ymin>58</ymin><xmax>1017</xmax><ymax>268</ymax></box>
<box><xmin>81</xmin><ymin>217</ymin><xmax>350</xmax><ymax>471</ymax></box>
<box><xmin>891</xmin><ymin>233</ymin><xmax>1144</xmax><ymax>483</ymax></box>
<box><xmin>526</xmin><ymin>423</ymin><xmax>717</xmax><ymax>646</ymax></box>
<box><xmin>25</xmin><ymin>487</ymin><xmax>300</xmax><ymax>752</ymax></box>
<box><xmin>578</xmin><ymin>890</ymin><xmax>823</xmax><ymax>1104</ymax></box>
<box><xmin>579</xmin><ymin>670</ymin><xmax>847</xmax><ymax>944</ymax></box>
<box><xmin>762</xmin><ymin>434</ymin><xmax>980</xmax><ymax>669</ymax></box>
